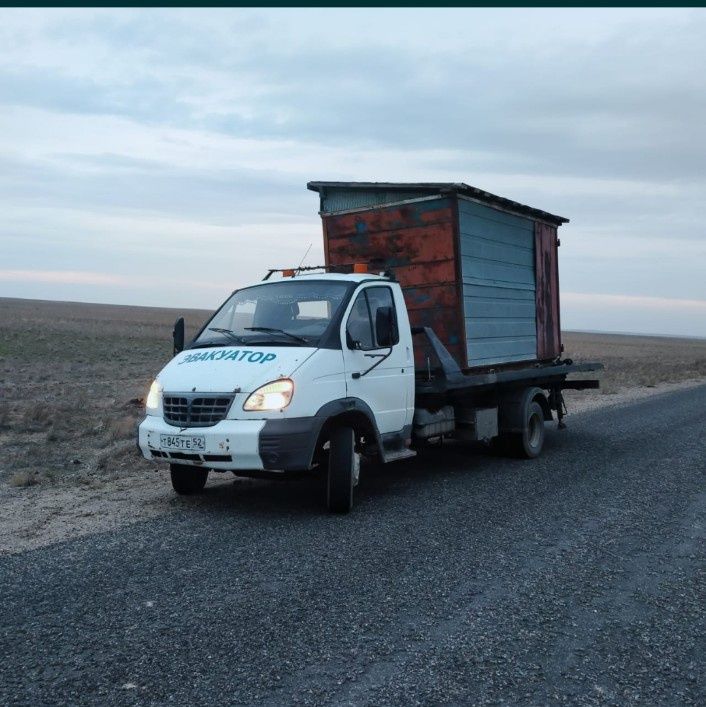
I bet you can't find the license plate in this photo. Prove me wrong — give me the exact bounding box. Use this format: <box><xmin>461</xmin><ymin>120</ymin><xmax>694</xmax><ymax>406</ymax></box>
<box><xmin>159</xmin><ymin>434</ymin><xmax>206</xmax><ymax>452</ymax></box>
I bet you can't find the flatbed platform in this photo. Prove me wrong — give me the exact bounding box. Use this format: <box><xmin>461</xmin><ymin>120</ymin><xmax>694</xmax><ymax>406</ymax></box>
<box><xmin>413</xmin><ymin>327</ymin><xmax>602</xmax><ymax>399</ymax></box>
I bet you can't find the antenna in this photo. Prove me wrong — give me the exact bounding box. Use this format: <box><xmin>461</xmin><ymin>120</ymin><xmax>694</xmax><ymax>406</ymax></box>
<box><xmin>295</xmin><ymin>243</ymin><xmax>312</xmax><ymax>275</ymax></box>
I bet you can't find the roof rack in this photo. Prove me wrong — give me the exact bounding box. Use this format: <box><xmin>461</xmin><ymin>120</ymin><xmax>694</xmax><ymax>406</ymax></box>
<box><xmin>262</xmin><ymin>264</ymin><xmax>394</xmax><ymax>281</ymax></box>
<box><xmin>263</xmin><ymin>265</ymin><xmax>335</xmax><ymax>281</ymax></box>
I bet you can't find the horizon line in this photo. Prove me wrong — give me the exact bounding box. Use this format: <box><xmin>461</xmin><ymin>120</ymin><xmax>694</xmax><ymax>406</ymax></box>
<box><xmin>2</xmin><ymin>295</ymin><xmax>705</xmax><ymax>342</ymax></box>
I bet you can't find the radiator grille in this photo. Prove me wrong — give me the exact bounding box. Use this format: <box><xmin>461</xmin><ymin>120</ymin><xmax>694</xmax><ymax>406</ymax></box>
<box><xmin>163</xmin><ymin>394</ymin><xmax>234</xmax><ymax>428</ymax></box>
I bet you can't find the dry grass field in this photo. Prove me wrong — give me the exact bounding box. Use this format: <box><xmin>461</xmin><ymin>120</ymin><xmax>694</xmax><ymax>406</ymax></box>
<box><xmin>1</xmin><ymin>296</ymin><xmax>705</xmax><ymax>553</ymax></box>
<box><xmin>563</xmin><ymin>330</ymin><xmax>706</xmax><ymax>393</ymax></box>
<box><xmin>0</xmin><ymin>297</ymin><xmax>209</xmax><ymax>490</ymax></box>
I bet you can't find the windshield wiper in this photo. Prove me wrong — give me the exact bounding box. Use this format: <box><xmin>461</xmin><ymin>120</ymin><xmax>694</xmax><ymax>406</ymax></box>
<box><xmin>244</xmin><ymin>326</ymin><xmax>309</xmax><ymax>344</ymax></box>
<box><xmin>189</xmin><ymin>340</ymin><xmax>231</xmax><ymax>349</ymax></box>
<box><xmin>208</xmin><ymin>327</ymin><xmax>245</xmax><ymax>343</ymax></box>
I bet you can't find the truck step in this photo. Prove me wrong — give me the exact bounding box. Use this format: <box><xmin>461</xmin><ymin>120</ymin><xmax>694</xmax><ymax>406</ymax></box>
<box><xmin>383</xmin><ymin>448</ymin><xmax>417</xmax><ymax>463</ymax></box>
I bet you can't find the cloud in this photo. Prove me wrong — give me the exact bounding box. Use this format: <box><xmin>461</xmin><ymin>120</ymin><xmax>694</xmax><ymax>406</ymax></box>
<box><xmin>0</xmin><ymin>8</ymin><xmax>704</xmax><ymax>332</ymax></box>
<box><xmin>562</xmin><ymin>292</ymin><xmax>706</xmax><ymax>338</ymax></box>
<box><xmin>563</xmin><ymin>292</ymin><xmax>706</xmax><ymax>312</ymax></box>
<box><xmin>0</xmin><ymin>269</ymin><xmax>126</xmax><ymax>286</ymax></box>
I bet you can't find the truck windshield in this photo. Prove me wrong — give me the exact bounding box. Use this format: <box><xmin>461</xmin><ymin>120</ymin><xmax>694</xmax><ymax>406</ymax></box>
<box><xmin>193</xmin><ymin>280</ymin><xmax>350</xmax><ymax>348</ymax></box>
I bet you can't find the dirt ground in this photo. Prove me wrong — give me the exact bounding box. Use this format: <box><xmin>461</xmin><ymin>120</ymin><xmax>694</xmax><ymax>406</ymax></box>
<box><xmin>562</xmin><ymin>329</ymin><xmax>706</xmax><ymax>413</ymax></box>
<box><xmin>2</xmin><ymin>297</ymin><xmax>705</xmax><ymax>554</ymax></box>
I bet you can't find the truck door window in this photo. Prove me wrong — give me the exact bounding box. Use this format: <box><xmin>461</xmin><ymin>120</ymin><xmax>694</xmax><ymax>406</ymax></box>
<box><xmin>346</xmin><ymin>286</ymin><xmax>398</xmax><ymax>350</ymax></box>
<box><xmin>346</xmin><ymin>292</ymin><xmax>375</xmax><ymax>350</ymax></box>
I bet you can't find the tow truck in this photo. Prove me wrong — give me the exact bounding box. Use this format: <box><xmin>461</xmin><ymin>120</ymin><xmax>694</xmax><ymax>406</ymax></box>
<box><xmin>138</xmin><ymin>266</ymin><xmax>601</xmax><ymax>512</ymax></box>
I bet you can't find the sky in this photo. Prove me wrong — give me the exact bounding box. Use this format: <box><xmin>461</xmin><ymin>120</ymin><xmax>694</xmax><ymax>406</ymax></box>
<box><xmin>1</xmin><ymin>8</ymin><xmax>705</xmax><ymax>337</ymax></box>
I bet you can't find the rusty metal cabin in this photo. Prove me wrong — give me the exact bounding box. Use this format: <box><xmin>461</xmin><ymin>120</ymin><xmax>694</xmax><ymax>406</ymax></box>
<box><xmin>308</xmin><ymin>181</ymin><xmax>567</xmax><ymax>371</ymax></box>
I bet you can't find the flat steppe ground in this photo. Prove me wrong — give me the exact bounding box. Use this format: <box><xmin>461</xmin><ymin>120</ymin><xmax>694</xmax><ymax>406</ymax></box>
<box><xmin>1</xmin><ymin>296</ymin><xmax>705</xmax><ymax>553</ymax></box>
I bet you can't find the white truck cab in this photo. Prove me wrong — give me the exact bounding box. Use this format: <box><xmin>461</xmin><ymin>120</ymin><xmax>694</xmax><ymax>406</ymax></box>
<box><xmin>138</xmin><ymin>272</ymin><xmax>416</xmax><ymax>511</ymax></box>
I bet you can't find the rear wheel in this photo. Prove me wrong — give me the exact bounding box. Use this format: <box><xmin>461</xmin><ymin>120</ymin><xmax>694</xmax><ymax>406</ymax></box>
<box><xmin>496</xmin><ymin>400</ymin><xmax>546</xmax><ymax>459</ymax></box>
<box><xmin>513</xmin><ymin>400</ymin><xmax>545</xmax><ymax>458</ymax></box>
<box><xmin>326</xmin><ymin>426</ymin><xmax>357</xmax><ymax>514</ymax></box>
<box><xmin>170</xmin><ymin>463</ymin><xmax>208</xmax><ymax>495</ymax></box>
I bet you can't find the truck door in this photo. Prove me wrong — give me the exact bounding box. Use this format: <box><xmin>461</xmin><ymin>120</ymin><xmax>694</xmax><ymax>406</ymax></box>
<box><xmin>341</xmin><ymin>285</ymin><xmax>412</xmax><ymax>435</ymax></box>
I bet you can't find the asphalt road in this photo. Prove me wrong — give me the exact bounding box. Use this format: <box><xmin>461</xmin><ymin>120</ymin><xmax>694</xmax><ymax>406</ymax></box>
<box><xmin>1</xmin><ymin>385</ymin><xmax>704</xmax><ymax>706</ymax></box>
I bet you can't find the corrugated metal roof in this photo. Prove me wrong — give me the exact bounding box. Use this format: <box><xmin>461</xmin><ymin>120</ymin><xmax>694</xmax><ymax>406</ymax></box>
<box><xmin>307</xmin><ymin>181</ymin><xmax>569</xmax><ymax>225</ymax></box>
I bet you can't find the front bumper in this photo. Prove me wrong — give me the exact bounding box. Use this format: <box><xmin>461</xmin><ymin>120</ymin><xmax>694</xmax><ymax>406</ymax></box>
<box><xmin>138</xmin><ymin>416</ymin><xmax>266</xmax><ymax>470</ymax></box>
<box><xmin>137</xmin><ymin>415</ymin><xmax>321</xmax><ymax>472</ymax></box>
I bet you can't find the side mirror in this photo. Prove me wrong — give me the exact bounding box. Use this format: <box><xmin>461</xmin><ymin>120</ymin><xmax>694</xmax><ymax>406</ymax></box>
<box><xmin>375</xmin><ymin>306</ymin><xmax>396</xmax><ymax>347</ymax></box>
<box><xmin>173</xmin><ymin>317</ymin><xmax>185</xmax><ymax>355</ymax></box>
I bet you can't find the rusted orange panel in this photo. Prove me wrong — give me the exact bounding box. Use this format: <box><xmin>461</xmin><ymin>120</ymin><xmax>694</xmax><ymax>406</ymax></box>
<box><xmin>383</xmin><ymin>261</ymin><xmax>457</xmax><ymax>288</ymax></box>
<box><xmin>323</xmin><ymin>199</ymin><xmax>456</xmax><ymax>272</ymax></box>
<box><xmin>327</xmin><ymin>226</ymin><xmax>455</xmax><ymax>265</ymax></box>
<box><xmin>403</xmin><ymin>284</ymin><xmax>459</xmax><ymax>310</ymax></box>
<box><xmin>325</xmin><ymin>201</ymin><xmax>453</xmax><ymax>238</ymax></box>
<box><xmin>535</xmin><ymin>222</ymin><xmax>561</xmax><ymax>360</ymax></box>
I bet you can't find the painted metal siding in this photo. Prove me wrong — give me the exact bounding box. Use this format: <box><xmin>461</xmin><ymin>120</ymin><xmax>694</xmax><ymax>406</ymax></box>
<box><xmin>319</xmin><ymin>189</ymin><xmax>431</xmax><ymax>214</ymax></box>
<box><xmin>322</xmin><ymin>197</ymin><xmax>467</xmax><ymax>367</ymax></box>
<box><xmin>535</xmin><ymin>222</ymin><xmax>562</xmax><ymax>359</ymax></box>
<box><xmin>458</xmin><ymin>198</ymin><xmax>538</xmax><ymax>366</ymax></box>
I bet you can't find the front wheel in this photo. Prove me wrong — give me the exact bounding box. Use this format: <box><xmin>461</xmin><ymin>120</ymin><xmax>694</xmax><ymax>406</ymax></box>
<box><xmin>170</xmin><ymin>463</ymin><xmax>208</xmax><ymax>495</ymax></box>
<box><xmin>326</xmin><ymin>426</ymin><xmax>357</xmax><ymax>514</ymax></box>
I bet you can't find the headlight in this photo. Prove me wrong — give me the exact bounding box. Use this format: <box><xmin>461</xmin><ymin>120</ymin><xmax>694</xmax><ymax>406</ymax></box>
<box><xmin>243</xmin><ymin>378</ymin><xmax>294</xmax><ymax>411</ymax></box>
<box><xmin>145</xmin><ymin>380</ymin><xmax>163</xmax><ymax>415</ymax></box>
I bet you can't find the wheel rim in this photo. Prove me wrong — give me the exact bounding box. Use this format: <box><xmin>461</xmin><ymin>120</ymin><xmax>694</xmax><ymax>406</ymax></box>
<box><xmin>528</xmin><ymin>413</ymin><xmax>542</xmax><ymax>448</ymax></box>
<box><xmin>352</xmin><ymin>447</ymin><xmax>360</xmax><ymax>487</ymax></box>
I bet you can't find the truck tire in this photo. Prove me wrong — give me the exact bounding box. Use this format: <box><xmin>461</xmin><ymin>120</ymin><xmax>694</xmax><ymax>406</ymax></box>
<box><xmin>326</xmin><ymin>426</ymin><xmax>356</xmax><ymax>514</ymax></box>
<box><xmin>507</xmin><ymin>400</ymin><xmax>546</xmax><ymax>459</ymax></box>
<box><xmin>170</xmin><ymin>463</ymin><xmax>208</xmax><ymax>495</ymax></box>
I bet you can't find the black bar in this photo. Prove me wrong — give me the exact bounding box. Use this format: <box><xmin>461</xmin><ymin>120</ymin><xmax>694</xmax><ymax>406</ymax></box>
<box><xmin>558</xmin><ymin>380</ymin><xmax>600</xmax><ymax>390</ymax></box>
